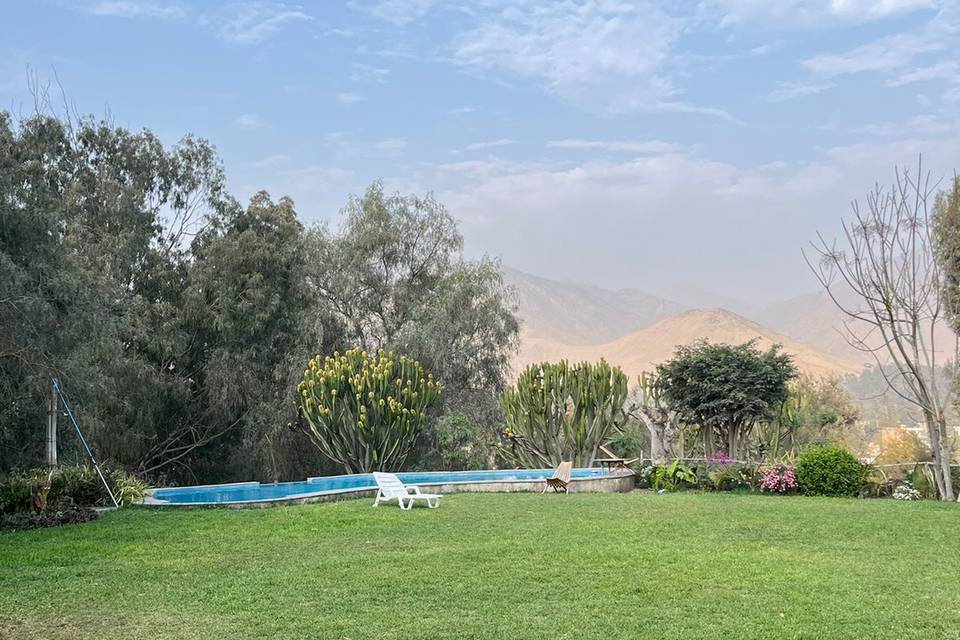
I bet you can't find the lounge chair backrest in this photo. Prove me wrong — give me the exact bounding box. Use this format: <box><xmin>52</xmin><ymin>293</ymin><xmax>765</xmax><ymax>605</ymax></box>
<box><xmin>598</xmin><ymin>444</ymin><xmax>617</xmax><ymax>459</ymax></box>
<box><xmin>373</xmin><ymin>472</ymin><xmax>410</xmax><ymax>499</ymax></box>
<box><xmin>552</xmin><ymin>461</ymin><xmax>572</xmax><ymax>484</ymax></box>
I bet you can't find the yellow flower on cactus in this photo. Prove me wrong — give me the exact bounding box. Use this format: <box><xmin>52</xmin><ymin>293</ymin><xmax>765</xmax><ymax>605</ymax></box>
<box><xmin>295</xmin><ymin>348</ymin><xmax>440</xmax><ymax>473</ymax></box>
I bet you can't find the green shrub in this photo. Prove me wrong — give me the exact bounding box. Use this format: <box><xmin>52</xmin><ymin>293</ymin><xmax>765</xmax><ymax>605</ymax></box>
<box><xmin>633</xmin><ymin>462</ymin><xmax>655</xmax><ymax>489</ymax></box>
<box><xmin>0</xmin><ymin>471</ymin><xmax>36</xmax><ymax>515</ymax></box>
<box><xmin>0</xmin><ymin>466</ymin><xmax>148</xmax><ymax>515</ymax></box>
<box><xmin>705</xmin><ymin>462</ymin><xmax>760</xmax><ymax>492</ymax></box>
<box><xmin>430</xmin><ymin>414</ymin><xmax>489</xmax><ymax>471</ymax></box>
<box><xmin>651</xmin><ymin>460</ymin><xmax>697</xmax><ymax>492</ymax></box>
<box><xmin>795</xmin><ymin>445</ymin><xmax>865</xmax><ymax>497</ymax></box>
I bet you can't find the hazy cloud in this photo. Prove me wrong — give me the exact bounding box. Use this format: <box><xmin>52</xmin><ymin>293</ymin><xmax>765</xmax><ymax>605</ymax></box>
<box><xmin>546</xmin><ymin>139</ymin><xmax>682</xmax><ymax>154</ymax></box>
<box><xmin>214</xmin><ymin>3</ymin><xmax>313</xmax><ymax>45</ymax></box>
<box><xmin>463</xmin><ymin>138</ymin><xmax>516</xmax><ymax>152</ymax></box>
<box><xmin>767</xmin><ymin>79</ymin><xmax>835</xmax><ymax>101</ymax></box>
<box><xmin>336</xmin><ymin>92</ymin><xmax>365</xmax><ymax>104</ymax></box>
<box><xmin>234</xmin><ymin>113</ymin><xmax>265</xmax><ymax>128</ymax></box>
<box><xmin>86</xmin><ymin>1</ymin><xmax>186</xmax><ymax>19</ymax></box>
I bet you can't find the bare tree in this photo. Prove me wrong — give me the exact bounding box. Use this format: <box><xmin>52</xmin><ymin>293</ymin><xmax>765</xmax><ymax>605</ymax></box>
<box><xmin>630</xmin><ymin>373</ymin><xmax>680</xmax><ymax>463</ymax></box>
<box><xmin>806</xmin><ymin>160</ymin><xmax>959</xmax><ymax>501</ymax></box>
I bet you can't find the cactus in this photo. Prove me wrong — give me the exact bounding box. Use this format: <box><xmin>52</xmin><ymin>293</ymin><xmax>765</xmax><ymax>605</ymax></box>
<box><xmin>296</xmin><ymin>348</ymin><xmax>440</xmax><ymax>473</ymax></box>
<box><xmin>499</xmin><ymin>360</ymin><xmax>629</xmax><ymax>468</ymax></box>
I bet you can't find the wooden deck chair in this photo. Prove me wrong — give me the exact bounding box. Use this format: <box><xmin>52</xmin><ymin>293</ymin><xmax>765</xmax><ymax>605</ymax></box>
<box><xmin>542</xmin><ymin>461</ymin><xmax>573</xmax><ymax>493</ymax></box>
<box><xmin>598</xmin><ymin>444</ymin><xmax>639</xmax><ymax>468</ymax></box>
<box><xmin>372</xmin><ymin>472</ymin><xmax>442</xmax><ymax>510</ymax></box>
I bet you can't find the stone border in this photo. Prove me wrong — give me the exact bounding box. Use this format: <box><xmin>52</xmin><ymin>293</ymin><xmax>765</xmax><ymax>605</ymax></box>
<box><xmin>141</xmin><ymin>470</ymin><xmax>635</xmax><ymax>509</ymax></box>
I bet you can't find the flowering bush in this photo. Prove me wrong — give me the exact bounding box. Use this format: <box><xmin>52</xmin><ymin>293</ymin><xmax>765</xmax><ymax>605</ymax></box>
<box><xmin>892</xmin><ymin>481</ymin><xmax>922</xmax><ymax>501</ymax></box>
<box><xmin>760</xmin><ymin>464</ymin><xmax>797</xmax><ymax>493</ymax></box>
<box><xmin>705</xmin><ymin>451</ymin><xmax>733</xmax><ymax>466</ymax></box>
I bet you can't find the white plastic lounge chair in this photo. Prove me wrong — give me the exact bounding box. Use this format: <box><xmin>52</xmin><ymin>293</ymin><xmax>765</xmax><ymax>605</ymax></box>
<box><xmin>372</xmin><ymin>472</ymin><xmax>442</xmax><ymax>510</ymax></box>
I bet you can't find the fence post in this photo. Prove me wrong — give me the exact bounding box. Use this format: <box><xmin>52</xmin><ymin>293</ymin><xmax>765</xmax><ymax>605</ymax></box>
<box><xmin>46</xmin><ymin>381</ymin><xmax>58</xmax><ymax>467</ymax></box>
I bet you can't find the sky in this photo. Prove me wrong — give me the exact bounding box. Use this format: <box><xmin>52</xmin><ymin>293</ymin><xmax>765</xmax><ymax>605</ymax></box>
<box><xmin>2</xmin><ymin>1</ymin><xmax>959</xmax><ymax>305</ymax></box>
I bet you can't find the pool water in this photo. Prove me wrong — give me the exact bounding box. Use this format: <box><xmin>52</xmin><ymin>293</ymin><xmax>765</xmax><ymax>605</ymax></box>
<box><xmin>149</xmin><ymin>468</ymin><xmax>609</xmax><ymax>505</ymax></box>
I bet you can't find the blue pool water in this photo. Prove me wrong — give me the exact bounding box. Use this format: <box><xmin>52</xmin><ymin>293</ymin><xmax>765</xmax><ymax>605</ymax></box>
<box><xmin>149</xmin><ymin>468</ymin><xmax>609</xmax><ymax>505</ymax></box>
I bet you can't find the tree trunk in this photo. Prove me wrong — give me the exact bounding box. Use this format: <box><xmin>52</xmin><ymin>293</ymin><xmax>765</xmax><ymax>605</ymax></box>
<box><xmin>924</xmin><ymin>411</ymin><xmax>955</xmax><ymax>501</ymax></box>
<box><xmin>703</xmin><ymin>425</ymin><xmax>715</xmax><ymax>458</ymax></box>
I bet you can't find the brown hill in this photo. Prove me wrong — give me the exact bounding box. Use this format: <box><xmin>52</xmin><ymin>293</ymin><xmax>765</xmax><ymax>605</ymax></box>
<box><xmin>514</xmin><ymin>308</ymin><xmax>863</xmax><ymax>379</ymax></box>
<box><xmin>503</xmin><ymin>266</ymin><xmax>686</xmax><ymax>345</ymax></box>
<box><xmin>756</xmin><ymin>288</ymin><xmax>958</xmax><ymax>367</ymax></box>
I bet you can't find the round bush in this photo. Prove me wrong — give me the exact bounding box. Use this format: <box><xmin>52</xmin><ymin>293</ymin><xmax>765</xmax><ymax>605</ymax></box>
<box><xmin>795</xmin><ymin>445</ymin><xmax>864</xmax><ymax>497</ymax></box>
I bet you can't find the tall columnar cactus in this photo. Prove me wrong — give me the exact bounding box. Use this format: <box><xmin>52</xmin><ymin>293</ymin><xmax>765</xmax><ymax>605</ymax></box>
<box><xmin>296</xmin><ymin>348</ymin><xmax>440</xmax><ymax>473</ymax></box>
<box><xmin>499</xmin><ymin>360</ymin><xmax>629</xmax><ymax>468</ymax></box>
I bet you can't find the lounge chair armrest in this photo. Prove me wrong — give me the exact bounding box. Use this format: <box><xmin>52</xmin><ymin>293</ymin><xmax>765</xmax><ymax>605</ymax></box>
<box><xmin>407</xmin><ymin>485</ymin><xmax>422</xmax><ymax>494</ymax></box>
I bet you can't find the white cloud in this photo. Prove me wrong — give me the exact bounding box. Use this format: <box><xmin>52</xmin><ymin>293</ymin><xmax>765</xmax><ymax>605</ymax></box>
<box><xmin>375</xmin><ymin>137</ymin><xmax>407</xmax><ymax>151</ymax></box>
<box><xmin>707</xmin><ymin>0</ymin><xmax>936</xmax><ymax>27</ymax></box>
<box><xmin>87</xmin><ymin>1</ymin><xmax>186</xmax><ymax>19</ymax></box>
<box><xmin>336</xmin><ymin>92</ymin><xmax>365</xmax><ymax>104</ymax></box>
<box><xmin>463</xmin><ymin>138</ymin><xmax>516</xmax><ymax>152</ymax></box>
<box><xmin>215</xmin><ymin>3</ymin><xmax>313</xmax><ymax>45</ymax></box>
<box><xmin>546</xmin><ymin>139</ymin><xmax>682</xmax><ymax>154</ymax></box>
<box><xmin>801</xmin><ymin>3</ymin><xmax>956</xmax><ymax>80</ymax></box>
<box><xmin>767</xmin><ymin>79</ymin><xmax>835</xmax><ymax>101</ymax></box>
<box><xmin>803</xmin><ymin>31</ymin><xmax>942</xmax><ymax>76</ymax></box>
<box><xmin>887</xmin><ymin>60</ymin><xmax>959</xmax><ymax>86</ymax></box>
<box><xmin>348</xmin><ymin>0</ymin><xmax>436</xmax><ymax>25</ymax></box>
<box><xmin>451</xmin><ymin>2</ymin><xmax>729</xmax><ymax>118</ymax></box>
<box><xmin>234</xmin><ymin>113</ymin><xmax>265</xmax><ymax>128</ymax></box>
<box><xmin>447</xmin><ymin>107</ymin><xmax>477</xmax><ymax>114</ymax></box>
<box><xmin>350</xmin><ymin>62</ymin><xmax>390</xmax><ymax>84</ymax></box>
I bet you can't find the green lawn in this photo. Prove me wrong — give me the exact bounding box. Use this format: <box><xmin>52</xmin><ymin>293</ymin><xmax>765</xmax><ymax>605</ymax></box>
<box><xmin>2</xmin><ymin>492</ymin><xmax>958</xmax><ymax>640</ymax></box>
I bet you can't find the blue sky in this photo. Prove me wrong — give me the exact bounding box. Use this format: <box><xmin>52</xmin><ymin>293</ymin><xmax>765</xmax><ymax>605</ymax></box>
<box><xmin>2</xmin><ymin>1</ymin><xmax>958</xmax><ymax>303</ymax></box>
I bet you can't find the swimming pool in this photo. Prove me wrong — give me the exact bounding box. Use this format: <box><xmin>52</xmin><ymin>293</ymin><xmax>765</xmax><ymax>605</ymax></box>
<box><xmin>145</xmin><ymin>467</ymin><xmax>632</xmax><ymax>506</ymax></box>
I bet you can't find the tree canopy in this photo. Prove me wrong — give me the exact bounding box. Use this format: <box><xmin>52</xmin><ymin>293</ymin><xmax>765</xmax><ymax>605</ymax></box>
<box><xmin>0</xmin><ymin>110</ymin><xmax>518</xmax><ymax>483</ymax></box>
<box><xmin>656</xmin><ymin>340</ymin><xmax>797</xmax><ymax>459</ymax></box>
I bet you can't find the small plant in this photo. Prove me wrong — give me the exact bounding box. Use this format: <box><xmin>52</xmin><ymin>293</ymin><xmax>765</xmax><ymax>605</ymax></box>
<box><xmin>892</xmin><ymin>481</ymin><xmax>922</xmax><ymax>501</ymax></box>
<box><xmin>651</xmin><ymin>460</ymin><xmax>697</xmax><ymax>492</ymax></box>
<box><xmin>760</xmin><ymin>464</ymin><xmax>797</xmax><ymax>493</ymax></box>
<box><xmin>795</xmin><ymin>444</ymin><xmax>865</xmax><ymax>497</ymax></box>
<box><xmin>633</xmin><ymin>463</ymin><xmax>656</xmax><ymax>489</ymax></box>
<box><xmin>108</xmin><ymin>469</ymin><xmax>150</xmax><ymax>505</ymax></box>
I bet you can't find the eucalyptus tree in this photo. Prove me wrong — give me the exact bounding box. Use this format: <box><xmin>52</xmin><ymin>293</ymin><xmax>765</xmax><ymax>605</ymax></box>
<box><xmin>306</xmin><ymin>182</ymin><xmax>519</xmax><ymax>460</ymax></box>
<box><xmin>807</xmin><ymin>162</ymin><xmax>959</xmax><ymax>500</ymax></box>
<box><xmin>0</xmin><ymin>109</ymin><xmax>230</xmax><ymax>473</ymax></box>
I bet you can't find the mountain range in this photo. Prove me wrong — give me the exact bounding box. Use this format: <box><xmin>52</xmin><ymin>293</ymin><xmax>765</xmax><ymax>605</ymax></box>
<box><xmin>502</xmin><ymin>267</ymin><xmax>872</xmax><ymax>379</ymax></box>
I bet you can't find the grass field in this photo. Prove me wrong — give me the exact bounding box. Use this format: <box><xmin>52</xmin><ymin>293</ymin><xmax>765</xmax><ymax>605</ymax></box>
<box><xmin>2</xmin><ymin>492</ymin><xmax>959</xmax><ymax>639</ymax></box>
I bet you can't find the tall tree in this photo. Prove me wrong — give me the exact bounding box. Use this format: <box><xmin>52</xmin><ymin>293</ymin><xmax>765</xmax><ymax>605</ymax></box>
<box><xmin>808</xmin><ymin>163</ymin><xmax>959</xmax><ymax>500</ymax></box>
<box><xmin>0</xmin><ymin>110</ymin><xmax>229</xmax><ymax>473</ymax></box>
<box><xmin>933</xmin><ymin>174</ymin><xmax>960</xmax><ymax>340</ymax></box>
<box><xmin>656</xmin><ymin>340</ymin><xmax>797</xmax><ymax>460</ymax></box>
<box><xmin>307</xmin><ymin>182</ymin><xmax>519</xmax><ymax>458</ymax></box>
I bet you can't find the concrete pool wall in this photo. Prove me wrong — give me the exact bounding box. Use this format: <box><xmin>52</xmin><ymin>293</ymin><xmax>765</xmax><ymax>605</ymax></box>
<box><xmin>143</xmin><ymin>469</ymin><xmax>635</xmax><ymax>508</ymax></box>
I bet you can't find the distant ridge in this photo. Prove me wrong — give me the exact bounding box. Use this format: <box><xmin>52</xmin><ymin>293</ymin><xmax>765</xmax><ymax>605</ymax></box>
<box><xmin>502</xmin><ymin>266</ymin><xmax>686</xmax><ymax>345</ymax></box>
<box><xmin>505</xmin><ymin>267</ymin><xmax>864</xmax><ymax>379</ymax></box>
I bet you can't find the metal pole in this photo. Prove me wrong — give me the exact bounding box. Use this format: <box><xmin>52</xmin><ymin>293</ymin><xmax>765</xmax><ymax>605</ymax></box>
<box><xmin>46</xmin><ymin>382</ymin><xmax>58</xmax><ymax>467</ymax></box>
<box><xmin>50</xmin><ymin>377</ymin><xmax>120</xmax><ymax>509</ymax></box>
